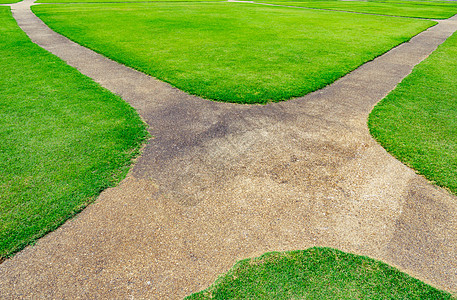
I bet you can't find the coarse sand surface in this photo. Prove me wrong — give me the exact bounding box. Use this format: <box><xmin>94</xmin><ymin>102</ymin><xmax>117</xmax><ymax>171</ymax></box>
<box><xmin>1</xmin><ymin>1</ymin><xmax>457</xmax><ymax>298</ymax></box>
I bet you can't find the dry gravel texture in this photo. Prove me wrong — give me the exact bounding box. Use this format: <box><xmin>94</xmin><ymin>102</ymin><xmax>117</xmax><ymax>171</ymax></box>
<box><xmin>1</xmin><ymin>1</ymin><xmax>457</xmax><ymax>298</ymax></box>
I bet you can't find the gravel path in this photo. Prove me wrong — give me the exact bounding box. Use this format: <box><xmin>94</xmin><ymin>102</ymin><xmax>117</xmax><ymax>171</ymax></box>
<box><xmin>2</xmin><ymin>1</ymin><xmax>457</xmax><ymax>298</ymax></box>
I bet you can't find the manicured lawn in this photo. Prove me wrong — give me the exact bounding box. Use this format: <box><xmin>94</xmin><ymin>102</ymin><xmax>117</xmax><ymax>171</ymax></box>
<box><xmin>369</xmin><ymin>31</ymin><xmax>457</xmax><ymax>196</ymax></box>
<box><xmin>38</xmin><ymin>0</ymin><xmax>223</xmax><ymax>3</ymax></box>
<box><xmin>186</xmin><ymin>247</ymin><xmax>452</xmax><ymax>299</ymax></box>
<box><xmin>0</xmin><ymin>0</ymin><xmax>21</xmax><ymax>4</ymax></box>
<box><xmin>33</xmin><ymin>3</ymin><xmax>434</xmax><ymax>104</ymax></box>
<box><xmin>260</xmin><ymin>0</ymin><xmax>457</xmax><ymax>19</ymax></box>
<box><xmin>0</xmin><ymin>7</ymin><xmax>148</xmax><ymax>259</ymax></box>
<box><xmin>374</xmin><ymin>0</ymin><xmax>457</xmax><ymax>4</ymax></box>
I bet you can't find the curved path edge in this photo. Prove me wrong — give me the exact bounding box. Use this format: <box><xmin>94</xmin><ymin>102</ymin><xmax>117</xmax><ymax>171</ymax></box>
<box><xmin>2</xmin><ymin>1</ymin><xmax>457</xmax><ymax>298</ymax></box>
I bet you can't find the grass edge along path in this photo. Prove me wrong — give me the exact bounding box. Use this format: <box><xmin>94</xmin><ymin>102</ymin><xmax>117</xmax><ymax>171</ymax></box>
<box><xmin>0</xmin><ymin>6</ymin><xmax>148</xmax><ymax>259</ymax></box>
<box><xmin>32</xmin><ymin>3</ymin><xmax>436</xmax><ymax>104</ymax></box>
<box><xmin>185</xmin><ymin>247</ymin><xmax>454</xmax><ymax>299</ymax></box>
<box><xmin>369</xmin><ymin>29</ymin><xmax>457</xmax><ymax>196</ymax></box>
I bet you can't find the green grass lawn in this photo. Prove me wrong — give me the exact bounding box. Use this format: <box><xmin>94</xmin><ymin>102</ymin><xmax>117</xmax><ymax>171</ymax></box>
<box><xmin>0</xmin><ymin>0</ymin><xmax>21</xmax><ymax>4</ymax></box>
<box><xmin>373</xmin><ymin>0</ymin><xmax>457</xmax><ymax>4</ymax></box>
<box><xmin>0</xmin><ymin>7</ymin><xmax>148</xmax><ymax>259</ymax></box>
<box><xmin>38</xmin><ymin>0</ymin><xmax>223</xmax><ymax>3</ymax></box>
<box><xmin>186</xmin><ymin>247</ymin><xmax>453</xmax><ymax>299</ymax></box>
<box><xmin>259</xmin><ymin>0</ymin><xmax>457</xmax><ymax>19</ymax></box>
<box><xmin>369</xmin><ymin>31</ymin><xmax>457</xmax><ymax>196</ymax></box>
<box><xmin>33</xmin><ymin>3</ymin><xmax>434</xmax><ymax>104</ymax></box>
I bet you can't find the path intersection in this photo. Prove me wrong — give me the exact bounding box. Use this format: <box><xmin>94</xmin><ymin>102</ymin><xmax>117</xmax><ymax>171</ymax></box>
<box><xmin>1</xmin><ymin>1</ymin><xmax>457</xmax><ymax>298</ymax></box>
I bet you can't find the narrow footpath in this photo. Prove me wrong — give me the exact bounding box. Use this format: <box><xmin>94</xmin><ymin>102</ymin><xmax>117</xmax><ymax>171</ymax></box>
<box><xmin>2</xmin><ymin>1</ymin><xmax>457</xmax><ymax>298</ymax></box>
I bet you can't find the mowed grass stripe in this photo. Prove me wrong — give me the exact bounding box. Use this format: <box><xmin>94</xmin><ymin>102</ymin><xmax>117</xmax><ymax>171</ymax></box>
<box><xmin>0</xmin><ymin>0</ymin><xmax>20</xmax><ymax>3</ymax></box>
<box><xmin>38</xmin><ymin>0</ymin><xmax>224</xmax><ymax>3</ymax></box>
<box><xmin>33</xmin><ymin>3</ymin><xmax>435</xmax><ymax>104</ymax></box>
<box><xmin>35</xmin><ymin>0</ymin><xmax>457</xmax><ymax>19</ymax></box>
<box><xmin>0</xmin><ymin>7</ymin><xmax>148</xmax><ymax>259</ymax></box>
<box><xmin>259</xmin><ymin>0</ymin><xmax>457</xmax><ymax>19</ymax></box>
<box><xmin>186</xmin><ymin>247</ymin><xmax>453</xmax><ymax>299</ymax></box>
<box><xmin>369</xmin><ymin>31</ymin><xmax>457</xmax><ymax>196</ymax></box>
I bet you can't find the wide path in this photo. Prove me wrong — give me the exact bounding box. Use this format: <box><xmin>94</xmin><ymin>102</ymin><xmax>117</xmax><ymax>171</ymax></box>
<box><xmin>2</xmin><ymin>1</ymin><xmax>457</xmax><ymax>298</ymax></box>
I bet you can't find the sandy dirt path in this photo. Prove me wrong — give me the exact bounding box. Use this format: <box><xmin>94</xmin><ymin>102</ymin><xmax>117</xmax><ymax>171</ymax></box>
<box><xmin>1</xmin><ymin>1</ymin><xmax>457</xmax><ymax>298</ymax></box>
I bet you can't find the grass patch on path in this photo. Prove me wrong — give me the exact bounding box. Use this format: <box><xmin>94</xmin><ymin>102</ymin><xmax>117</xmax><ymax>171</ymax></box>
<box><xmin>259</xmin><ymin>0</ymin><xmax>457</xmax><ymax>19</ymax></box>
<box><xmin>0</xmin><ymin>7</ymin><xmax>148</xmax><ymax>259</ymax></box>
<box><xmin>369</xmin><ymin>31</ymin><xmax>457</xmax><ymax>196</ymax></box>
<box><xmin>186</xmin><ymin>247</ymin><xmax>452</xmax><ymax>299</ymax></box>
<box><xmin>33</xmin><ymin>3</ymin><xmax>434</xmax><ymax>104</ymax></box>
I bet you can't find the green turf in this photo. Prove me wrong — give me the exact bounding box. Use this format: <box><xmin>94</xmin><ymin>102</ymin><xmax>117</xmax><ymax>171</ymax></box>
<box><xmin>186</xmin><ymin>247</ymin><xmax>453</xmax><ymax>299</ymax></box>
<box><xmin>260</xmin><ymin>0</ymin><xmax>457</xmax><ymax>19</ymax></box>
<box><xmin>0</xmin><ymin>7</ymin><xmax>148</xmax><ymax>259</ymax></box>
<box><xmin>369</xmin><ymin>31</ymin><xmax>457</xmax><ymax>196</ymax></box>
<box><xmin>38</xmin><ymin>0</ymin><xmax>223</xmax><ymax>3</ymax></box>
<box><xmin>0</xmin><ymin>0</ymin><xmax>21</xmax><ymax>4</ymax></box>
<box><xmin>373</xmin><ymin>0</ymin><xmax>457</xmax><ymax>4</ymax></box>
<box><xmin>33</xmin><ymin>3</ymin><xmax>434</xmax><ymax>104</ymax></box>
